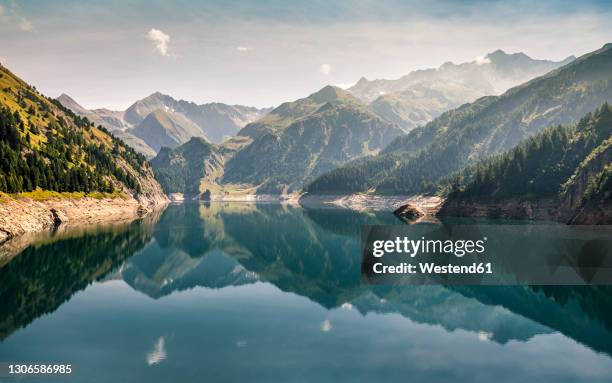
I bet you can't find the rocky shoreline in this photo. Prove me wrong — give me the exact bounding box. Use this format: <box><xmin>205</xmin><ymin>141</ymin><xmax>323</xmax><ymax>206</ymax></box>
<box><xmin>437</xmin><ymin>197</ymin><xmax>611</xmax><ymax>224</ymax></box>
<box><xmin>0</xmin><ymin>194</ymin><xmax>168</xmax><ymax>244</ymax></box>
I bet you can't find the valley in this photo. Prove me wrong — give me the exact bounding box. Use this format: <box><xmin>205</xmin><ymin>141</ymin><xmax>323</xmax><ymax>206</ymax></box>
<box><xmin>1</xmin><ymin>44</ymin><xmax>611</xmax><ymax>238</ymax></box>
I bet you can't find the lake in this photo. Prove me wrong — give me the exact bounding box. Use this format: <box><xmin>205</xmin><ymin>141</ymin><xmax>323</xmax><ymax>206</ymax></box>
<box><xmin>1</xmin><ymin>203</ymin><xmax>612</xmax><ymax>382</ymax></box>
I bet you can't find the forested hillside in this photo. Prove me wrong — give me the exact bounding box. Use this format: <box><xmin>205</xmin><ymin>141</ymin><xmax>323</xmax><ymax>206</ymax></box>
<box><xmin>0</xmin><ymin>63</ymin><xmax>160</xmax><ymax>196</ymax></box>
<box><xmin>306</xmin><ymin>43</ymin><xmax>612</xmax><ymax>195</ymax></box>
<box><xmin>222</xmin><ymin>86</ymin><xmax>405</xmax><ymax>193</ymax></box>
<box><xmin>150</xmin><ymin>137</ymin><xmax>224</xmax><ymax>195</ymax></box>
<box><xmin>439</xmin><ymin>104</ymin><xmax>612</xmax><ymax>223</ymax></box>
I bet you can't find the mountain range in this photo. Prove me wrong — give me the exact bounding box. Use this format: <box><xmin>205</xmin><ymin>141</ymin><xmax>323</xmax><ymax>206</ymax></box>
<box><xmin>57</xmin><ymin>93</ymin><xmax>271</xmax><ymax>157</ymax></box>
<box><xmin>348</xmin><ymin>50</ymin><xmax>575</xmax><ymax>131</ymax></box>
<box><xmin>149</xmin><ymin>48</ymin><xmax>585</xmax><ymax>198</ymax></box>
<box><xmin>32</xmin><ymin>44</ymin><xmax>612</xmax><ymax>223</ymax></box>
<box><xmin>306</xmin><ymin>43</ymin><xmax>612</xmax><ymax>203</ymax></box>
<box><xmin>152</xmin><ymin>86</ymin><xmax>406</xmax><ymax>195</ymax></box>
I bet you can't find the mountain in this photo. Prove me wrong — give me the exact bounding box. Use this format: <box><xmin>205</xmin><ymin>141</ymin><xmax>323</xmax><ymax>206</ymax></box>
<box><xmin>306</xmin><ymin>43</ymin><xmax>612</xmax><ymax>196</ymax></box>
<box><xmin>439</xmin><ymin>104</ymin><xmax>612</xmax><ymax>224</ymax></box>
<box><xmin>150</xmin><ymin>137</ymin><xmax>224</xmax><ymax>195</ymax></box>
<box><xmin>349</xmin><ymin>50</ymin><xmax>574</xmax><ymax>131</ymax></box>
<box><xmin>237</xmin><ymin>84</ymin><xmax>363</xmax><ymax>138</ymax></box>
<box><xmin>150</xmin><ymin>86</ymin><xmax>406</xmax><ymax>196</ymax></box>
<box><xmin>0</xmin><ymin>63</ymin><xmax>166</xmax><ymax>203</ymax></box>
<box><xmin>220</xmin><ymin>86</ymin><xmax>406</xmax><ymax>193</ymax></box>
<box><xmin>57</xmin><ymin>94</ymin><xmax>127</xmax><ymax>131</ymax></box>
<box><xmin>57</xmin><ymin>92</ymin><xmax>271</xmax><ymax>156</ymax></box>
<box><xmin>123</xmin><ymin>92</ymin><xmax>271</xmax><ymax>143</ymax></box>
<box><xmin>130</xmin><ymin>109</ymin><xmax>207</xmax><ymax>152</ymax></box>
<box><xmin>108</xmin><ymin>130</ymin><xmax>157</xmax><ymax>158</ymax></box>
<box><xmin>57</xmin><ymin>94</ymin><xmax>158</xmax><ymax>157</ymax></box>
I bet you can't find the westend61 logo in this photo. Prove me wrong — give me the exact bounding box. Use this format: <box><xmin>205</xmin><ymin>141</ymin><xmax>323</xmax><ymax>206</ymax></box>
<box><xmin>372</xmin><ymin>236</ymin><xmax>487</xmax><ymax>258</ymax></box>
<box><xmin>361</xmin><ymin>225</ymin><xmax>612</xmax><ymax>285</ymax></box>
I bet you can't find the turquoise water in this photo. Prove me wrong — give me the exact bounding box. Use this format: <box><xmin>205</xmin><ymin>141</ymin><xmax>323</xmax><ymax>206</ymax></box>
<box><xmin>1</xmin><ymin>203</ymin><xmax>612</xmax><ymax>382</ymax></box>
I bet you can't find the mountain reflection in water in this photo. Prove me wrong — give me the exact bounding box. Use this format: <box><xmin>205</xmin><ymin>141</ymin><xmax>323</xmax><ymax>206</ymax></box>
<box><xmin>0</xmin><ymin>202</ymin><xmax>611</xmax><ymax>382</ymax></box>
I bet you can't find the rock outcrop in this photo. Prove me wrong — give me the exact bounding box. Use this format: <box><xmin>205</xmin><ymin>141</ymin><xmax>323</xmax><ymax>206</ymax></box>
<box><xmin>0</xmin><ymin>194</ymin><xmax>166</xmax><ymax>243</ymax></box>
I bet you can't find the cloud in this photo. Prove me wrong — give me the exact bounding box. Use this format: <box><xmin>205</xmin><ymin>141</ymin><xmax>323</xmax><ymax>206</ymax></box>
<box><xmin>333</xmin><ymin>82</ymin><xmax>355</xmax><ymax>89</ymax></box>
<box><xmin>320</xmin><ymin>63</ymin><xmax>332</xmax><ymax>75</ymax></box>
<box><xmin>0</xmin><ymin>5</ymin><xmax>4</xmax><ymax>16</ymax></box>
<box><xmin>474</xmin><ymin>55</ymin><xmax>491</xmax><ymax>65</ymax></box>
<box><xmin>236</xmin><ymin>46</ymin><xmax>253</xmax><ymax>52</ymax></box>
<box><xmin>19</xmin><ymin>18</ymin><xmax>34</xmax><ymax>31</ymax></box>
<box><xmin>147</xmin><ymin>28</ymin><xmax>171</xmax><ymax>56</ymax></box>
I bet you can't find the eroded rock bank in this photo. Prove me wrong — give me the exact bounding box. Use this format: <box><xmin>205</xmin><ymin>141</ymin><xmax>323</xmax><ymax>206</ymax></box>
<box><xmin>437</xmin><ymin>197</ymin><xmax>611</xmax><ymax>224</ymax></box>
<box><xmin>437</xmin><ymin>198</ymin><xmax>560</xmax><ymax>221</ymax></box>
<box><xmin>0</xmin><ymin>193</ymin><xmax>168</xmax><ymax>243</ymax></box>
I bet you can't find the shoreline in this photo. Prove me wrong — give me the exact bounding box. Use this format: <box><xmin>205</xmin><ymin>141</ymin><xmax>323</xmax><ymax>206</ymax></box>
<box><xmin>0</xmin><ymin>194</ymin><xmax>168</xmax><ymax>244</ymax></box>
<box><xmin>168</xmin><ymin>192</ymin><xmax>301</xmax><ymax>204</ymax></box>
<box><xmin>298</xmin><ymin>194</ymin><xmax>444</xmax><ymax>214</ymax></box>
<box><xmin>167</xmin><ymin>192</ymin><xmax>444</xmax><ymax>214</ymax></box>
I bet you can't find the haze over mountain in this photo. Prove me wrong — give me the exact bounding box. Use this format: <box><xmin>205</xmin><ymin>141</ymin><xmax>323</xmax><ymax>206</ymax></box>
<box><xmin>348</xmin><ymin>50</ymin><xmax>575</xmax><ymax>131</ymax></box>
<box><xmin>57</xmin><ymin>92</ymin><xmax>271</xmax><ymax>157</ymax></box>
<box><xmin>306</xmin><ymin>43</ymin><xmax>612</xmax><ymax>197</ymax></box>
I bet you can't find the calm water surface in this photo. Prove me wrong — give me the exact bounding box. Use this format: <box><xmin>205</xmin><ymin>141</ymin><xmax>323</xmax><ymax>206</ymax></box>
<box><xmin>1</xmin><ymin>203</ymin><xmax>611</xmax><ymax>382</ymax></box>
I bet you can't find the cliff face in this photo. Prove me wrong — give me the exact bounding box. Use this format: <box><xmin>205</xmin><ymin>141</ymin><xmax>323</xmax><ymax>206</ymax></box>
<box><xmin>562</xmin><ymin>142</ymin><xmax>612</xmax><ymax>224</ymax></box>
<box><xmin>116</xmin><ymin>157</ymin><xmax>168</xmax><ymax>209</ymax></box>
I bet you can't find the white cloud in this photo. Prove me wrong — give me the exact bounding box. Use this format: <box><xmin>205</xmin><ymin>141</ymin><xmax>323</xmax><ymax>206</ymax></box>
<box><xmin>474</xmin><ymin>55</ymin><xmax>491</xmax><ymax>65</ymax></box>
<box><xmin>320</xmin><ymin>63</ymin><xmax>332</xmax><ymax>75</ymax></box>
<box><xmin>236</xmin><ymin>46</ymin><xmax>253</xmax><ymax>52</ymax></box>
<box><xmin>19</xmin><ymin>18</ymin><xmax>34</xmax><ymax>31</ymax></box>
<box><xmin>147</xmin><ymin>28</ymin><xmax>171</xmax><ymax>56</ymax></box>
<box><xmin>333</xmin><ymin>82</ymin><xmax>355</xmax><ymax>89</ymax></box>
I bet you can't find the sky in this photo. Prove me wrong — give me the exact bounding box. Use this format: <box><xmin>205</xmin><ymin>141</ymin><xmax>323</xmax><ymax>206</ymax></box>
<box><xmin>1</xmin><ymin>0</ymin><xmax>611</xmax><ymax>110</ymax></box>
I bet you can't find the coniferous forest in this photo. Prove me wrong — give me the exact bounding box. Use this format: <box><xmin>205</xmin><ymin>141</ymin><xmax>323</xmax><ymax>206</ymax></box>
<box><xmin>442</xmin><ymin>103</ymin><xmax>612</xmax><ymax>201</ymax></box>
<box><xmin>0</xmin><ymin>64</ymin><xmax>147</xmax><ymax>194</ymax></box>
